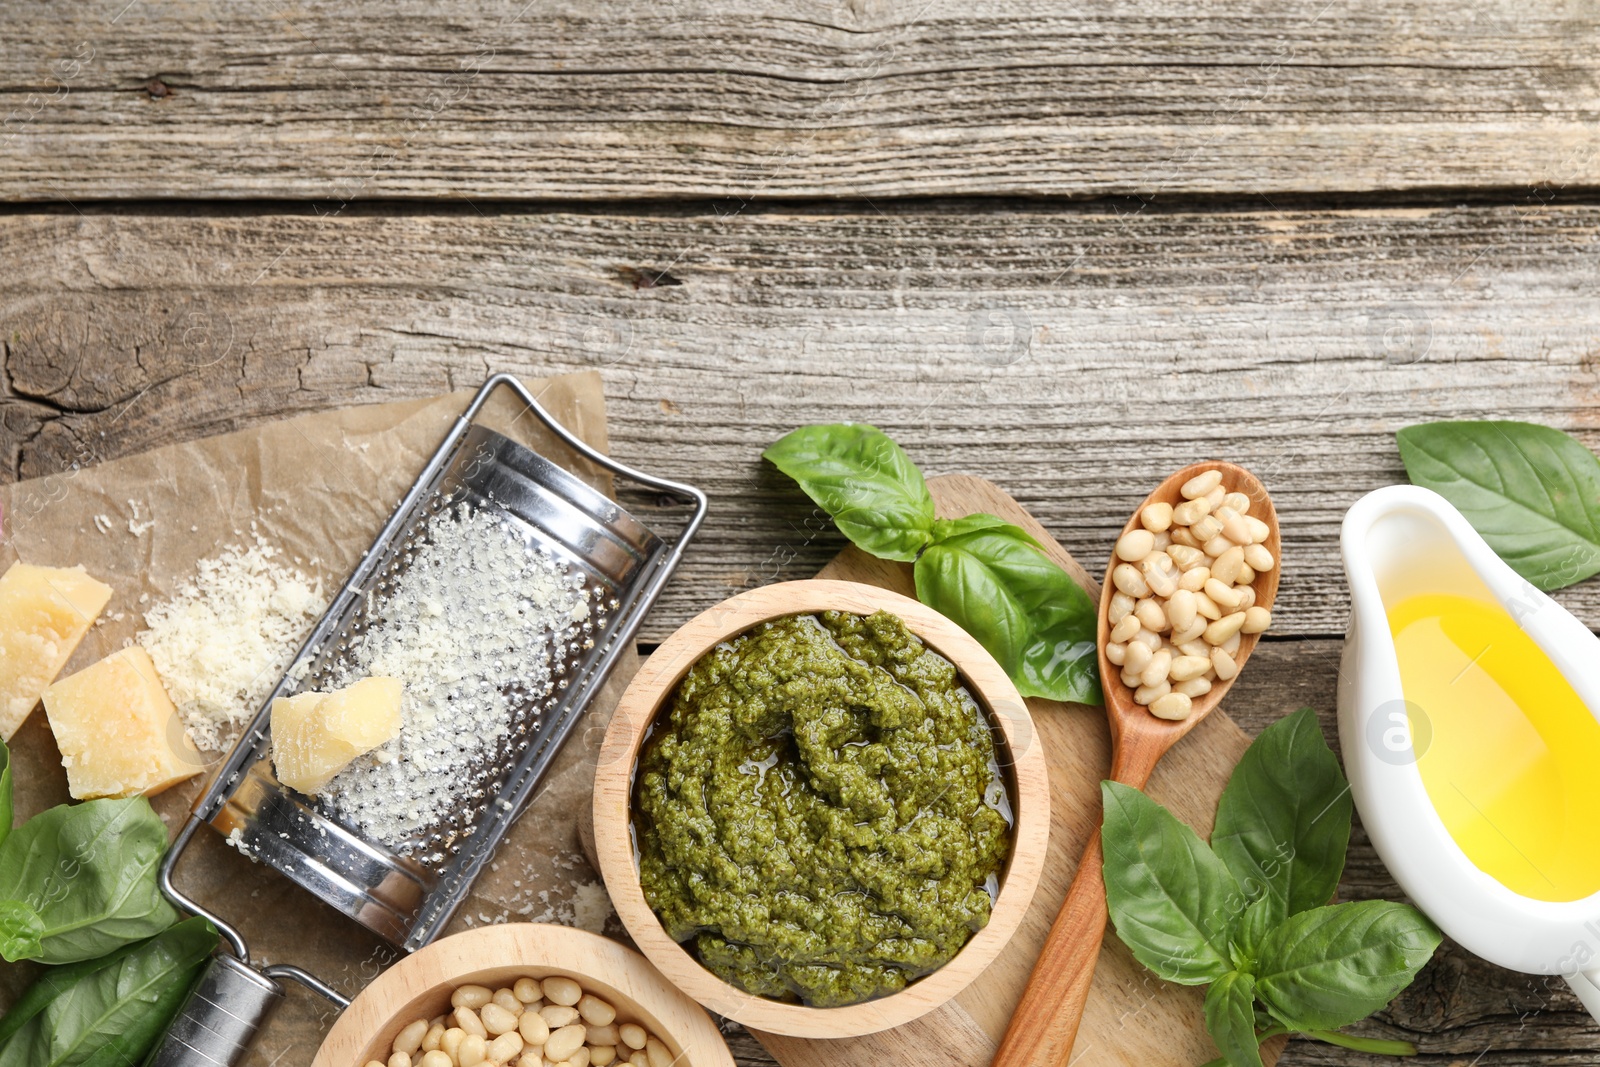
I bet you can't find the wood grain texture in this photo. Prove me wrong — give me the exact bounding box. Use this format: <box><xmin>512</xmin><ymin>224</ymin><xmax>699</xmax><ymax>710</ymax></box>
<box><xmin>593</xmin><ymin>577</ymin><xmax>1050</xmax><ymax>1038</ymax></box>
<box><xmin>2</xmin><ymin>203</ymin><xmax>1597</xmax><ymax>642</ymax></box>
<box><xmin>3</xmin><ymin>0</ymin><xmax>1600</xmax><ymax>200</ymax></box>
<box><xmin>311</xmin><ymin>923</ymin><xmax>736</xmax><ymax>1067</ymax></box>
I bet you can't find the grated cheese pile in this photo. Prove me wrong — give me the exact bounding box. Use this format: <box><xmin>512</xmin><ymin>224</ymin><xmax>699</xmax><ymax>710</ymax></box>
<box><xmin>138</xmin><ymin>537</ymin><xmax>327</xmax><ymax>752</ymax></box>
<box><xmin>321</xmin><ymin>502</ymin><xmax>590</xmax><ymax>851</ymax></box>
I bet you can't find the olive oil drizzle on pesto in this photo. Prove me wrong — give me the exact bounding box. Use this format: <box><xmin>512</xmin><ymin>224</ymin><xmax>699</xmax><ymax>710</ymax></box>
<box><xmin>634</xmin><ymin>610</ymin><xmax>1012</xmax><ymax>1008</ymax></box>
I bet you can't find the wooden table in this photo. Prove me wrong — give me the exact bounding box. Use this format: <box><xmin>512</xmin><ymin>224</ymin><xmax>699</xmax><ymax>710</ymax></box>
<box><xmin>2</xmin><ymin>2</ymin><xmax>1598</xmax><ymax>1063</ymax></box>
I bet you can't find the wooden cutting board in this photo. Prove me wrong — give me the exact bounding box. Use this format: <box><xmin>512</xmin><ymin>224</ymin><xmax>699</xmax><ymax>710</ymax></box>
<box><xmin>751</xmin><ymin>473</ymin><xmax>1282</xmax><ymax>1067</ymax></box>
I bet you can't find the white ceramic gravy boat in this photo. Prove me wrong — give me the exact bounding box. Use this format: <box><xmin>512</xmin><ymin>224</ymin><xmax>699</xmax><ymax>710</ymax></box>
<box><xmin>1338</xmin><ymin>484</ymin><xmax>1600</xmax><ymax>1018</ymax></box>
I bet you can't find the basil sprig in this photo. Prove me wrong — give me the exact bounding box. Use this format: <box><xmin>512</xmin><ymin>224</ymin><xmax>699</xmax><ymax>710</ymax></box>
<box><xmin>0</xmin><ymin>795</ymin><xmax>178</xmax><ymax>965</ymax></box>
<box><xmin>764</xmin><ymin>424</ymin><xmax>1101</xmax><ymax>705</ymax></box>
<box><xmin>1102</xmin><ymin>709</ymin><xmax>1441</xmax><ymax>1066</ymax></box>
<box><xmin>1398</xmin><ymin>420</ymin><xmax>1600</xmax><ymax>591</ymax></box>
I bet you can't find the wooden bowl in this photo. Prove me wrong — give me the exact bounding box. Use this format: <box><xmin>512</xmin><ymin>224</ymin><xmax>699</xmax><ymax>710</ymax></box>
<box><xmin>311</xmin><ymin>924</ymin><xmax>735</xmax><ymax>1067</ymax></box>
<box><xmin>593</xmin><ymin>579</ymin><xmax>1051</xmax><ymax>1038</ymax></box>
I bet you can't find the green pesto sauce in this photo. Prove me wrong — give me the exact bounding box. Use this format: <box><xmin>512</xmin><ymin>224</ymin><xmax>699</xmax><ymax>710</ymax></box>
<box><xmin>633</xmin><ymin>610</ymin><xmax>1013</xmax><ymax>1008</ymax></box>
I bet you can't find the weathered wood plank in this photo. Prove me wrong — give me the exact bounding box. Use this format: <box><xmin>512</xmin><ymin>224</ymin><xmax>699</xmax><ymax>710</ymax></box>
<box><xmin>2</xmin><ymin>0</ymin><xmax>1599</xmax><ymax>200</ymax></box>
<box><xmin>4</xmin><ymin>202</ymin><xmax>1597</xmax><ymax>640</ymax></box>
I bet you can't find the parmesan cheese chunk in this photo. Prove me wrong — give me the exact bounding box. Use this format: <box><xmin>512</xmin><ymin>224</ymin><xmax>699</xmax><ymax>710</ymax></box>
<box><xmin>43</xmin><ymin>645</ymin><xmax>204</xmax><ymax>799</ymax></box>
<box><xmin>271</xmin><ymin>676</ymin><xmax>403</xmax><ymax>796</ymax></box>
<box><xmin>0</xmin><ymin>562</ymin><xmax>114</xmax><ymax>740</ymax></box>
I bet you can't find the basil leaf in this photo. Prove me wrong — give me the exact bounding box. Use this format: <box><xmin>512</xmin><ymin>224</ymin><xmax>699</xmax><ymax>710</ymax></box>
<box><xmin>1228</xmin><ymin>898</ymin><xmax>1276</xmax><ymax>975</ymax></box>
<box><xmin>930</xmin><ymin>513</ymin><xmax>1008</xmax><ymax>541</ymax></box>
<box><xmin>1204</xmin><ymin>971</ymin><xmax>1264</xmax><ymax>1067</ymax></box>
<box><xmin>1100</xmin><ymin>781</ymin><xmax>1243</xmax><ymax>985</ymax></box>
<box><xmin>1254</xmin><ymin>901</ymin><xmax>1442</xmax><ymax>1032</ymax></box>
<box><xmin>0</xmin><ymin>736</ymin><xmax>12</xmax><ymax>851</ymax></box>
<box><xmin>0</xmin><ymin>940</ymin><xmax>147</xmax><ymax>1047</ymax></box>
<box><xmin>763</xmin><ymin>424</ymin><xmax>936</xmax><ymax>562</ymax></box>
<box><xmin>0</xmin><ymin>798</ymin><xmax>178</xmax><ymax>964</ymax></box>
<box><xmin>1212</xmin><ymin>707</ymin><xmax>1351</xmax><ymax>924</ymax></box>
<box><xmin>914</xmin><ymin>524</ymin><xmax>1101</xmax><ymax>705</ymax></box>
<box><xmin>1397</xmin><ymin>420</ymin><xmax>1600</xmax><ymax>591</ymax></box>
<box><xmin>0</xmin><ymin>917</ymin><xmax>217</xmax><ymax>1067</ymax></box>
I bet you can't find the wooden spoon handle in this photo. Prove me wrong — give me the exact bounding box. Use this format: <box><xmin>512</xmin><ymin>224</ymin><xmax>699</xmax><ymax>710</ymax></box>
<box><xmin>991</xmin><ymin>831</ymin><xmax>1109</xmax><ymax>1067</ymax></box>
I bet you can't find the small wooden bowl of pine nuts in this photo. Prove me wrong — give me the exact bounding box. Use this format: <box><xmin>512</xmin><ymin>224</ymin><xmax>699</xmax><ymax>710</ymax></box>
<box><xmin>310</xmin><ymin>923</ymin><xmax>735</xmax><ymax>1067</ymax></box>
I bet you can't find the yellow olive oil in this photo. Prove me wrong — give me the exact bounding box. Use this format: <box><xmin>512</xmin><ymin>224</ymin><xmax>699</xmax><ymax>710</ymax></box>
<box><xmin>1388</xmin><ymin>592</ymin><xmax>1600</xmax><ymax>902</ymax></box>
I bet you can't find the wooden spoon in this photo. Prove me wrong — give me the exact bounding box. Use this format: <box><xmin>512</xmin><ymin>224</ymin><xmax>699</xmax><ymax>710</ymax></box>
<box><xmin>993</xmin><ymin>461</ymin><xmax>1281</xmax><ymax>1067</ymax></box>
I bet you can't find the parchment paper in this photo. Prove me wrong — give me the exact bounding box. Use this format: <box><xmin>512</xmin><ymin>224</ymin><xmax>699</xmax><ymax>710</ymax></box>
<box><xmin>0</xmin><ymin>372</ymin><xmax>640</xmax><ymax>1066</ymax></box>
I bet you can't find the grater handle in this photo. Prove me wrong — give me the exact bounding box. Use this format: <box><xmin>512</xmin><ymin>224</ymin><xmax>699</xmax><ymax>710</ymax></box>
<box><xmin>142</xmin><ymin>954</ymin><xmax>285</xmax><ymax>1067</ymax></box>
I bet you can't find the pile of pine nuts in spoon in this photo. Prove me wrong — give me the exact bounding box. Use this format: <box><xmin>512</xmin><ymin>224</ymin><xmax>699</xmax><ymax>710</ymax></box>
<box><xmin>1104</xmin><ymin>468</ymin><xmax>1276</xmax><ymax>721</ymax></box>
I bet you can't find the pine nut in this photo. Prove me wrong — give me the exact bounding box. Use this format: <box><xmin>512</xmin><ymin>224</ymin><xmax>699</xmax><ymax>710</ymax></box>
<box><xmin>571</xmin><ymin>1049</ymin><xmax>594</xmax><ymax>1067</ymax></box>
<box><xmin>1178</xmin><ymin>567</ymin><xmax>1209</xmax><ymax>593</ymax></box>
<box><xmin>1108</xmin><ymin>591</ymin><xmax>1136</xmax><ymax>624</ymax></box>
<box><xmin>420</xmin><ymin>1054</ymin><xmax>452</xmax><ymax>1067</ymax></box>
<box><xmin>1141</xmin><ymin>648</ymin><xmax>1172</xmax><ymax>687</ymax></box>
<box><xmin>1245</xmin><ymin>516</ymin><xmax>1271</xmax><ymax>543</ymax></box>
<box><xmin>1134</xmin><ymin>680</ymin><xmax>1171</xmax><ymax>706</ymax></box>
<box><xmin>513</xmin><ymin>978</ymin><xmax>543</xmax><ymax>1005</ymax></box>
<box><xmin>619</xmin><ymin>1025</ymin><xmax>648</xmax><ymax>1051</ymax></box>
<box><xmin>1166</xmin><ymin>589</ymin><xmax>1197</xmax><ymax>632</ymax></box>
<box><xmin>1169</xmin><ymin>524</ymin><xmax>1201</xmax><ymax>548</ymax></box>
<box><xmin>1124</xmin><ymin>640</ymin><xmax>1154</xmax><ymax>673</ymax></box>
<box><xmin>1132</xmin><ymin>627</ymin><xmax>1162</xmax><ymax>650</ymax></box>
<box><xmin>1211</xmin><ymin>647</ymin><xmax>1239</xmax><ymax>681</ymax></box>
<box><xmin>1236</xmin><ymin>563</ymin><xmax>1256</xmax><ymax>586</ymax></box>
<box><xmin>1140</xmin><ymin>503</ymin><xmax>1174</xmax><ymax>532</ymax></box>
<box><xmin>1205</xmin><ymin>612</ymin><xmax>1247</xmax><ymax>645</ymax></box>
<box><xmin>488</xmin><ymin>1032</ymin><xmax>525</xmax><ymax>1063</ymax></box>
<box><xmin>517</xmin><ymin>1055</ymin><xmax>542</xmax><ymax>1067</ymax></box>
<box><xmin>481</xmin><ymin>1003</ymin><xmax>519</xmax><ymax>1036</ymax></box>
<box><xmin>588</xmin><ymin>1026</ymin><xmax>619</xmax><ymax>1047</ymax></box>
<box><xmin>493</xmin><ymin>989</ymin><xmax>523</xmax><ymax>1017</ymax></box>
<box><xmin>1210</xmin><ymin>545</ymin><xmax>1245</xmax><ymax>585</ymax></box>
<box><xmin>1194</xmin><ymin>592</ymin><xmax>1222</xmax><ymax>621</ymax></box>
<box><xmin>1205</xmin><ymin>579</ymin><xmax>1243</xmax><ymax>611</ymax></box>
<box><xmin>577</xmin><ymin>995</ymin><xmax>616</xmax><ymax>1027</ymax></box>
<box><xmin>422</xmin><ymin>1024</ymin><xmax>445</xmax><ymax>1053</ymax></box>
<box><xmin>1121</xmin><ymin>666</ymin><xmax>1143</xmax><ymax>687</ymax></box>
<box><xmin>1150</xmin><ymin>692</ymin><xmax>1193</xmax><ymax>720</ymax></box>
<box><xmin>631</xmin><ymin>1053</ymin><xmax>651</xmax><ymax>1067</ymax></box>
<box><xmin>1112</xmin><ymin>563</ymin><xmax>1150</xmax><ymax>598</ymax></box>
<box><xmin>387</xmin><ymin>1052</ymin><xmax>409</xmax><ymax>1067</ymax></box>
<box><xmin>1171</xmin><ymin>616</ymin><xmax>1207</xmax><ymax>645</ymax></box>
<box><xmin>1181</xmin><ymin>469</ymin><xmax>1223</xmax><ymax>499</ymax></box>
<box><xmin>1190</xmin><ymin>515</ymin><xmax>1223</xmax><ymax>544</ymax></box>
<box><xmin>1116</xmin><ymin>529</ymin><xmax>1156</xmax><ymax>562</ymax></box>
<box><xmin>453</xmin><ymin>987</ymin><xmax>494</xmax><ymax>1011</ymax></box>
<box><xmin>1177</xmin><ymin>639</ymin><xmax>1210</xmax><ymax>658</ymax></box>
<box><xmin>459</xmin><ymin>1034</ymin><xmax>487</xmax><ymax>1067</ymax></box>
<box><xmin>540</xmin><ymin>1005</ymin><xmax>580</xmax><ymax>1028</ymax></box>
<box><xmin>1222</xmin><ymin>492</ymin><xmax>1251</xmax><ymax>514</ymax></box>
<box><xmin>1203</xmin><ymin>484</ymin><xmax>1226</xmax><ymax>510</ymax></box>
<box><xmin>1236</xmin><ymin>585</ymin><xmax>1257</xmax><ymax>610</ymax></box>
<box><xmin>1203</xmin><ymin>534</ymin><xmax>1237</xmax><ymax>559</ymax></box>
<box><xmin>1110</xmin><ymin>614</ymin><xmax>1141</xmax><ymax>643</ymax></box>
<box><xmin>395</xmin><ymin>1020</ymin><xmax>430</xmax><ymax>1056</ymax></box>
<box><xmin>1141</xmin><ymin>554</ymin><xmax>1179</xmax><ymax>598</ymax></box>
<box><xmin>645</xmin><ymin>1040</ymin><xmax>674</xmax><ymax>1067</ymax></box>
<box><xmin>455</xmin><ymin>1008</ymin><xmax>488</xmax><ymax>1039</ymax></box>
<box><xmin>1222</xmin><ymin>631</ymin><xmax>1242</xmax><ymax>654</ymax></box>
<box><xmin>1175</xmin><ymin>676</ymin><xmax>1213</xmax><ymax>698</ymax></box>
<box><xmin>1169</xmin><ymin>655</ymin><xmax>1211</xmax><ymax>682</ymax></box>
<box><xmin>545</xmin><ymin>1024</ymin><xmax>587</xmax><ymax>1063</ymax></box>
<box><xmin>1134</xmin><ymin>598</ymin><xmax>1168</xmax><ymax>633</ymax></box>
<box><xmin>1217</xmin><ymin>507</ymin><xmax>1253</xmax><ymax>547</ymax></box>
<box><xmin>1243</xmin><ymin>543</ymin><xmax>1274</xmax><ymax>571</ymax></box>
<box><xmin>1172</xmin><ymin>498</ymin><xmax>1211</xmax><ymax>526</ymax></box>
<box><xmin>1105</xmin><ymin>641</ymin><xmax>1127</xmax><ymax>665</ymax></box>
<box><xmin>517</xmin><ymin>1012</ymin><xmax>550</xmax><ymax>1046</ymax></box>
<box><xmin>591</xmin><ymin>1047</ymin><xmax>619</xmax><ymax>1067</ymax></box>
<box><xmin>1242</xmin><ymin>606</ymin><xmax>1273</xmax><ymax>633</ymax></box>
<box><xmin>542</xmin><ymin>977</ymin><xmax>583</xmax><ymax>1007</ymax></box>
<box><xmin>1168</xmin><ymin>544</ymin><xmax>1205</xmax><ymax>570</ymax></box>
<box><xmin>441</xmin><ymin>1029</ymin><xmax>466</xmax><ymax>1061</ymax></box>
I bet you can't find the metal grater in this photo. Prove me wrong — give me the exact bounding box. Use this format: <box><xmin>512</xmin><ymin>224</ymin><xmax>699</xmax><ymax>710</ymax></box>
<box><xmin>146</xmin><ymin>374</ymin><xmax>707</xmax><ymax>1067</ymax></box>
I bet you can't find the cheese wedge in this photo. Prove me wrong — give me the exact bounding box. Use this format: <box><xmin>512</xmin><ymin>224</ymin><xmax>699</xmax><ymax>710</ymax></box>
<box><xmin>271</xmin><ymin>676</ymin><xmax>403</xmax><ymax>795</ymax></box>
<box><xmin>43</xmin><ymin>645</ymin><xmax>204</xmax><ymax>799</ymax></box>
<box><xmin>0</xmin><ymin>562</ymin><xmax>114</xmax><ymax>740</ymax></box>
